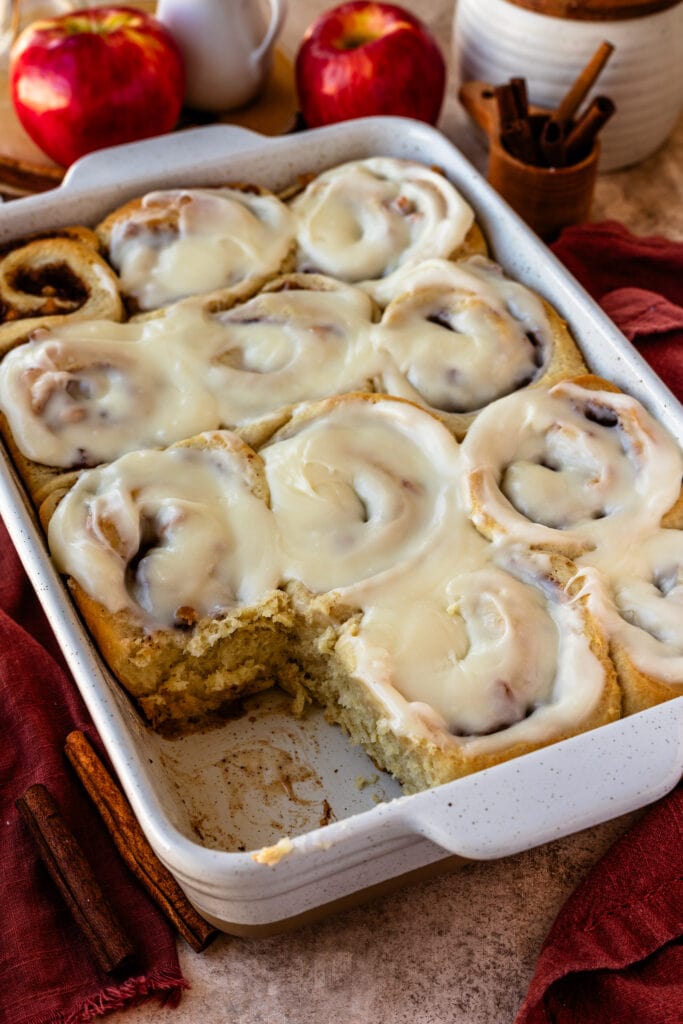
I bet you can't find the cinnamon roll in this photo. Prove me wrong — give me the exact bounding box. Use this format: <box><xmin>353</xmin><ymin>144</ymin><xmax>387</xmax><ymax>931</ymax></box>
<box><xmin>330</xmin><ymin>550</ymin><xmax>619</xmax><ymax>792</ymax></box>
<box><xmin>46</xmin><ymin>431</ymin><xmax>287</xmax><ymax>728</ymax></box>
<box><xmin>259</xmin><ymin>393</ymin><xmax>458</xmax><ymax>592</ymax></box>
<box><xmin>0</xmin><ymin>318</ymin><xmax>219</xmax><ymax>501</ymax></box>
<box><xmin>186</xmin><ymin>273</ymin><xmax>380</xmax><ymax>430</ymax></box>
<box><xmin>461</xmin><ymin>376</ymin><xmax>683</xmax><ymax>557</ymax></box>
<box><xmin>576</xmin><ymin>529</ymin><xmax>683</xmax><ymax>715</ymax></box>
<box><xmin>290</xmin><ymin>158</ymin><xmax>485</xmax><ymax>303</ymax></box>
<box><xmin>0</xmin><ymin>237</ymin><xmax>124</xmax><ymax>357</ymax></box>
<box><xmin>371</xmin><ymin>256</ymin><xmax>586</xmax><ymax>436</ymax></box>
<box><xmin>44</xmin><ymin>395</ymin><xmax>622</xmax><ymax>782</ymax></box>
<box><xmin>97</xmin><ymin>185</ymin><xmax>296</xmax><ymax>314</ymax></box>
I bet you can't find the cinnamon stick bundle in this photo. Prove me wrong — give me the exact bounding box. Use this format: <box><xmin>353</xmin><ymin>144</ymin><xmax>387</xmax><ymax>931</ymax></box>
<box><xmin>65</xmin><ymin>730</ymin><xmax>218</xmax><ymax>953</ymax></box>
<box><xmin>16</xmin><ymin>784</ymin><xmax>136</xmax><ymax>974</ymax></box>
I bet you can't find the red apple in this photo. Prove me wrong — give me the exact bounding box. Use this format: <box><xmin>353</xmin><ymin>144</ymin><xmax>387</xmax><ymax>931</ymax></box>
<box><xmin>295</xmin><ymin>1</ymin><xmax>446</xmax><ymax>128</ymax></box>
<box><xmin>9</xmin><ymin>6</ymin><xmax>185</xmax><ymax>167</ymax></box>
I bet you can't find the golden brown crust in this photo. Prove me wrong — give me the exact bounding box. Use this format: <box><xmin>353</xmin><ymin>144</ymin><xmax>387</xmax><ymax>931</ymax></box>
<box><xmin>95</xmin><ymin>182</ymin><xmax>273</xmax><ymax>250</ymax></box>
<box><xmin>452</xmin><ymin>220</ymin><xmax>488</xmax><ymax>261</ymax></box>
<box><xmin>609</xmin><ymin>639</ymin><xmax>683</xmax><ymax>717</ymax></box>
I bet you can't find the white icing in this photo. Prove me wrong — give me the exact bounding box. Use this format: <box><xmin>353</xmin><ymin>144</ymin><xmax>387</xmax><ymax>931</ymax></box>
<box><xmin>460</xmin><ymin>380</ymin><xmax>683</xmax><ymax>556</ymax></box>
<box><xmin>47</xmin><ymin>395</ymin><xmax>610</xmax><ymax>745</ymax></box>
<box><xmin>371</xmin><ymin>257</ymin><xmax>546</xmax><ymax>414</ymax></box>
<box><xmin>576</xmin><ymin>529</ymin><xmax>683</xmax><ymax>684</ymax></box>
<box><xmin>48</xmin><ymin>438</ymin><xmax>280</xmax><ymax>627</ymax></box>
<box><xmin>336</xmin><ymin>550</ymin><xmax>605</xmax><ymax>752</ymax></box>
<box><xmin>198</xmin><ymin>280</ymin><xmax>378</xmax><ymax>424</ymax></box>
<box><xmin>291</xmin><ymin>158</ymin><xmax>474</xmax><ymax>301</ymax></box>
<box><xmin>260</xmin><ymin>398</ymin><xmax>455</xmax><ymax>592</ymax></box>
<box><xmin>107</xmin><ymin>188</ymin><xmax>295</xmax><ymax>310</ymax></box>
<box><xmin>0</xmin><ymin>319</ymin><xmax>218</xmax><ymax>467</ymax></box>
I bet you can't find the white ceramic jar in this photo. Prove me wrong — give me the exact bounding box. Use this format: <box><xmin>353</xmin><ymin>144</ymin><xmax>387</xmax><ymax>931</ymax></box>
<box><xmin>453</xmin><ymin>0</ymin><xmax>683</xmax><ymax>170</ymax></box>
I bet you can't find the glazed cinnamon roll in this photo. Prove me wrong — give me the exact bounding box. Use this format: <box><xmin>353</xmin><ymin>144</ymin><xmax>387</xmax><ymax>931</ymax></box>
<box><xmin>331</xmin><ymin>549</ymin><xmax>619</xmax><ymax>791</ymax></box>
<box><xmin>47</xmin><ymin>431</ymin><xmax>286</xmax><ymax>727</ymax></box>
<box><xmin>97</xmin><ymin>186</ymin><xmax>296</xmax><ymax>313</ymax></box>
<box><xmin>290</xmin><ymin>158</ymin><xmax>484</xmax><ymax>303</ymax></box>
<box><xmin>576</xmin><ymin>529</ymin><xmax>683</xmax><ymax>715</ymax></box>
<box><xmin>187</xmin><ymin>274</ymin><xmax>380</xmax><ymax>429</ymax></box>
<box><xmin>44</xmin><ymin>394</ymin><xmax>624</xmax><ymax>781</ymax></box>
<box><xmin>461</xmin><ymin>376</ymin><xmax>683</xmax><ymax>557</ymax></box>
<box><xmin>259</xmin><ymin>393</ymin><xmax>458</xmax><ymax>592</ymax></box>
<box><xmin>0</xmin><ymin>237</ymin><xmax>124</xmax><ymax>357</ymax></box>
<box><xmin>371</xmin><ymin>257</ymin><xmax>586</xmax><ymax>436</ymax></box>
<box><xmin>0</xmin><ymin>319</ymin><xmax>219</xmax><ymax>501</ymax></box>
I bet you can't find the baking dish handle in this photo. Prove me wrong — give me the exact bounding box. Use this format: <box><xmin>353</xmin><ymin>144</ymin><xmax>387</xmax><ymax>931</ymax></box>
<box><xmin>60</xmin><ymin>125</ymin><xmax>267</xmax><ymax>193</ymax></box>
<box><xmin>399</xmin><ymin>699</ymin><xmax>683</xmax><ymax>860</ymax></box>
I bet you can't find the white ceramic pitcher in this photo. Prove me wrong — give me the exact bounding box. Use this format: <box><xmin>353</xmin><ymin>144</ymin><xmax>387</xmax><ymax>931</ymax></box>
<box><xmin>157</xmin><ymin>0</ymin><xmax>288</xmax><ymax>111</ymax></box>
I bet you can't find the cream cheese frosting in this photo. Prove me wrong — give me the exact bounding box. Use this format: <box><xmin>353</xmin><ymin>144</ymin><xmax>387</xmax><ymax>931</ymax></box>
<box><xmin>0</xmin><ymin>319</ymin><xmax>218</xmax><ymax>467</ymax></box>
<box><xmin>291</xmin><ymin>158</ymin><xmax>474</xmax><ymax>301</ymax></box>
<box><xmin>461</xmin><ymin>379</ymin><xmax>683</xmax><ymax>556</ymax></box>
<box><xmin>370</xmin><ymin>257</ymin><xmax>546</xmax><ymax>415</ymax></box>
<box><xmin>105</xmin><ymin>187</ymin><xmax>295</xmax><ymax>311</ymax></box>
<box><xmin>48</xmin><ymin>436</ymin><xmax>279</xmax><ymax>628</ymax></box>
<box><xmin>576</xmin><ymin>528</ymin><xmax>683</xmax><ymax>684</ymax></box>
<box><xmin>48</xmin><ymin>395</ymin><xmax>610</xmax><ymax>747</ymax></box>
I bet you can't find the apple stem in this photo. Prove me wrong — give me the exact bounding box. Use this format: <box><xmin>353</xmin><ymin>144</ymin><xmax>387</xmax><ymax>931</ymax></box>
<box><xmin>338</xmin><ymin>35</ymin><xmax>373</xmax><ymax>50</ymax></box>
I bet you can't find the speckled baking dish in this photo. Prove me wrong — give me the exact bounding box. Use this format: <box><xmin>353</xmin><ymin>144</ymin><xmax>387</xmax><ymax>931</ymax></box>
<box><xmin>1</xmin><ymin>119</ymin><xmax>682</xmax><ymax>935</ymax></box>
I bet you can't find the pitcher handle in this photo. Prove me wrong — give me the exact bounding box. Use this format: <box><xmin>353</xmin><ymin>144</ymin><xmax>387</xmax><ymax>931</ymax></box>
<box><xmin>251</xmin><ymin>0</ymin><xmax>288</xmax><ymax>66</ymax></box>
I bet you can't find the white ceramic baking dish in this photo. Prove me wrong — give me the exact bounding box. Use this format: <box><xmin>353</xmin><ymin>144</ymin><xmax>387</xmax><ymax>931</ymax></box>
<box><xmin>1</xmin><ymin>118</ymin><xmax>682</xmax><ymax>935</ymax></box>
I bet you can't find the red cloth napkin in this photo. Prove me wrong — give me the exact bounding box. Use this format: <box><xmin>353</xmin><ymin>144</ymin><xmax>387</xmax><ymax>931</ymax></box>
<box><xmin>551</xmin><ymin>221</ymin><xmax>683</xmax><ymax>402</ymax></box>
<box><xmin>514</xmin><ymin>223</ymin><xmax>683</xmax><ymax>1024</ymax></box>
<box><xmin>0</xmin><ymin>519</ymin><xmax>188</xmax><ymax>1024</ymax></box>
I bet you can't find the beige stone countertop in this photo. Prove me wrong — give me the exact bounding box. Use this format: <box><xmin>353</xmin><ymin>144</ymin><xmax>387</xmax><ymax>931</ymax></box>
<box><xmin>101</xmin><ymin>2</ymin><xmax>681</xmax><ymax>1022</ymax></box>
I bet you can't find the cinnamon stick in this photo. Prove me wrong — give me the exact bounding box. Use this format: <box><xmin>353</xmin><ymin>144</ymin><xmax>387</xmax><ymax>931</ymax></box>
<box><xmin>554</xmin><ymin>40</ymin><xmax>614</xmax><ymax>124</ymax></box>
<box><xmin>539</xmin><ymin>117</ymin><xmax>567</xmax><ymax>167</ymax></box>
<box><xmin>564</xmin><ymin>95</ymin><xmax>616</xmax><ymax>164</ymax></box>
<box><xmin>65</xmin><ymin>730</ymin><xmax>218</xmax><ymax>953</ymax></box>
<box><xmin>510</xmin><ymin>77</ymin><xmax>529</xmax><ymax>120</ymax></box>
<box><xmin>494</xmin><ymin>82</ymin><xmax>521</xmax><ymax>130</ymax></box>
<box><xmin>16</xmin><ymin>784</ymin><xmax>136</xmax><ymax>974</ymax></box>
<box><xmin>500</xmin><ymin>118</ymin><xmax>538</xmax><ymax>165</ymax></box>
<box><xmin>0</xmin><ymin>156</ymin><xmax>64</xmax><ymax>196</ymax></box>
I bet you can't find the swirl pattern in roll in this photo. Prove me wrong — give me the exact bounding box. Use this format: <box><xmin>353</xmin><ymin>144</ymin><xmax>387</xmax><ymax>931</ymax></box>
<box><xmin>371</xmin><ymin>256</ymin><xmax>586</xmax><ymax>436</ymax></box>
<box><xmin>334</xmin><ymin>549</ymin><xmax>618</xmax><ymax>787</ymax></box>
<box><xmin>461</xmin><ymin>375</ymin><xmax>683</xmax><ymax>557</ymax></box>
<box><xmin>260</xmin><ymin>393</ymin><xmax>457</xmax><ymax>592</ymax></box>
<box><xmin>0</xmin><ymin>237</ymin><xmax>124</xmax><ymax>357</ymax></box>
<box><xmin>0</xmin><ymin>319</ymin><xmax>219</xmax><ymax>473</ymax></box>
<box><xmin>576</xmin><ymin>529</ymin><xmax>683</xmax><ymax>714</ymax></box>
<box><xmin>195</xmin><ymin>274</ymin><xmax>380</xmax><ymax>426</ymax></box>
<box><xmin>291</xmin><ymin>158</ymin><xmax>481</xmax><ymax>302</ymax></box>
<box><xmin>97</xmin><ymin>186</ymin><xmax>296</xmax><ymax>313</ymax></box>
<box><xmin>45</xmin><ymin>395</ymin><xmax>621</xmax><ymax>782</ymax></box>
<box><xmin>48</xmin><ymin>432</ymin><xmax>279</xmax><ymax>630</ymax></box>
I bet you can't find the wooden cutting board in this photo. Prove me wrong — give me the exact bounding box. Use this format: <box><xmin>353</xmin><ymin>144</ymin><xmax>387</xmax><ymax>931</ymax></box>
<box><xmin>0</xmin><ymin>47</ymin><xmax>298</xmax><ymax>199</ymax></box>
